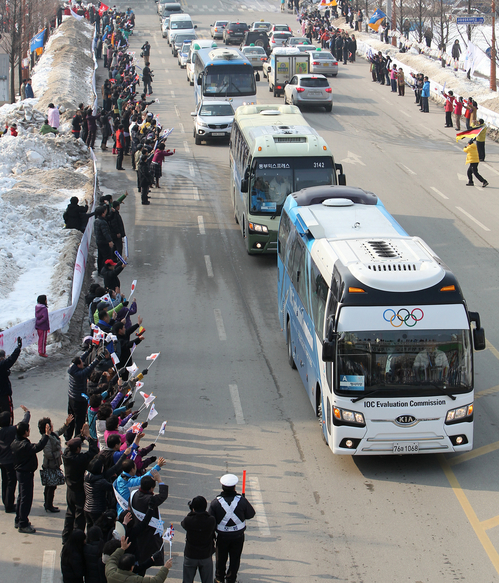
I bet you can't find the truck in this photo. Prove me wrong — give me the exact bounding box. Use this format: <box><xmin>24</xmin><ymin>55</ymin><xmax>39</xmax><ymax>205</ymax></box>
<box><xmin>264</xmin><ymin>47</ymin><xmax>310</xmax><ymax>97</ymax></box>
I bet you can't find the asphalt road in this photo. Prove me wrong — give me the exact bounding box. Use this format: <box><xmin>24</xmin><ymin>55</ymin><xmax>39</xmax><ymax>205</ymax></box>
<box><xmin>3</xmin><ymin>1</ymin><xmax>499</xmax><ymax>582</ymax></box>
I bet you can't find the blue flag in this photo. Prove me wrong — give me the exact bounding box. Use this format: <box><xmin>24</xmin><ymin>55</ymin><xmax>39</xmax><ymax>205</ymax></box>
<box><xmin>30</xmin><ymin>29</ymin><xmax>45</xmax><ymax>53</ymax></box>
<box><xmin>368</xmin><ymin>9</ymin><xmax>386</xmax><ymax>32</ymax></box>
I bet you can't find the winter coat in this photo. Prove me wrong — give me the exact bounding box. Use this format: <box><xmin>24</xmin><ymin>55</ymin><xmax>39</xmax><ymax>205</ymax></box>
<box><xmin>422</xmin><ymin>81</ymin><xmax>430</xmax><ymax>98</ymax></box>
<box><xmin>142</xmin><ymin>67</ymin><xmax>152</xmax><ymax>84</ymax></box>
<box><xmin>94</xmin><ymin>215</ymin><xmax>113</xmax><ymax>247</ymax></box>
<box><xmin>62</xmin><ymin>437</ymin><xmax>99</xmax><ymax>492</ymax></box>
<box><xmin>451</xmin><ymin>42</ymin><xmax>461</xmax><ymax>59</ymax></box>
<box><xmin>0</xmin><ymin>347</ymin><xmax>21</xmax><ymax>397</ymax></box>
<box><xmin>116</xmin><ymin>301</ymin><xmax>137</xmax><ymax>329</ymax></box>
<box><xmin>464</xmin><ymin>142</ymin><xmax>479</xmax><ymax>164</ymax></box>
<box><xmin>108</xmin><ymin>208</ymin><xmax>126</xmax><ymax>241</ymax></box>
<box><xmin>137</xmin><ymin>159</ymin><xmax>152</xmax><ymax>188</ymax></box>
<box><xmin>0</xmin><ymin>410</ymin><xmax>29</xmax><ymax>465</ymax></box>
<box><xmin>208</xmin><ymin>490</ymin><xmax>256</xmax><ymax>538</ymax></box>
<box><xmin>41</xmin><ymin>426</ymin><xmax>66</xmax><ymax>470</ymax></box>
<box><xmin>100</xmin><ymin>263</ymin><xmax>124</xmax><ymax>290</ymax></box>
<box><xmin>72</xmin><ymin>115</ymin><xmax>82</xmax><ymax>132</ymax></box>
<box><xmin>83</xmin><ymin>539</ymin><xmax>105</xmax><ymax>583</ymax></box>
<box><xmin>61</xmin><ymin>549</ymin><xmax>85</xmax><ymax>583</ymax></box>
<box><xmin>64</xmin><ymin>201</ymin><xmax>89</xmax><ymax>232</ymax></box>
<box><xmin>68</xmin><ymin>351</ymin><xmax>99</xmax><ymax>402</ymax></box>
<box><xmin>35</xmin><ymin>303</ymin><xmax>50</xmax><ymax>331</ymax></box>
<box><xmin>181</xmin><ymin>511</ymin><xmax>216</xmax><ymax>559</ymax></box>
<box><xmin>130</xmin><ymin>484</ymin><xmax>169</xmax><ymax>564</ymax></box>
<box><xmin>11</xmin><ymin>434</ymin><xmax>49</xmax><ymax>473</ymax></box>
<box><xmin>116</xmin><ymin>323</ymin><xmax>141</xmax><ymax>368</ymax></box>
<box><xmin>83</xmin><ymin>471</ymin><xmax>114</xmax><ymax>513</ymax></box>
<box><xmin>25</xmin><ymin>83</ymin><xmax>34</xmax><ymax>98</ymax></box>
<box><xmin>47</xmin><ymin>107</ymin><xmax>60</xmax><ymax>128</ymax></box>
<box><xmin>40</xmin><ymin>123</ymin><xmax>58</xmax><ymax>135</ymax></box>
<box><xmin>105</xmin><ymin>548</ymin><xmax>169</xmax><ymax>583</ymax></box>
<box><xmin>444</xmin><ymin>93</ymin><xmax>455</xmax><ymax>112</ymax></box>
<box><xmin>454</xmin><ymin>100</ymin><xmax>464</xmax><ymax>116</ymax></box>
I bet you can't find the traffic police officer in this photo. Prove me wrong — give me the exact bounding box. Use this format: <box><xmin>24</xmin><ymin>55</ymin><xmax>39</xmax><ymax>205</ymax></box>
<box><xmin>209</xmin><ymin>473</ymin><xmax>255</xmax><ymax>583</ymax></box>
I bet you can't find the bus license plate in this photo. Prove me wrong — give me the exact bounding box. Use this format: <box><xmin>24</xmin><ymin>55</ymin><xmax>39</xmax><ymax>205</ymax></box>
<box><xmin>212</xmin><ymin>132</ymin><xmax>225</xmax><ymax>136</ymax></box>
<box><xmin>393</xmin><ymin>442</ymin><xmax>419</xmax><ymax>454</ymax></box>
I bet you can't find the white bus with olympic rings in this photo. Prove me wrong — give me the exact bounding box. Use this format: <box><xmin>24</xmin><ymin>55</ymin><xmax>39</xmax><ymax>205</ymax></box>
<box><xmin>277</xmin><ymin>185</ymin><xmax>486</xmax><ymax>455</ymax></box>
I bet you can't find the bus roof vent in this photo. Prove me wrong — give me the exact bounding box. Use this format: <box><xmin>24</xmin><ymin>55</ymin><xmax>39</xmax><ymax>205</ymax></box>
<box><xmin>260</xmin><ymin>110</ymin><xmax>282</xmax><ymax>116</ymax></box>
<box><xmin>273</xmin><ymin>136</ymin><xmax>306</xmax><ymax>143</ymax></box>
<box><xmin>209</xmin><ymin>48</ymin><xmax>240</xmax><ymax>60</ymax></box>
<box><xmin>364</xmin><ymin>240</ymin><xmax>399</xmax><ymax>259</ymax></box>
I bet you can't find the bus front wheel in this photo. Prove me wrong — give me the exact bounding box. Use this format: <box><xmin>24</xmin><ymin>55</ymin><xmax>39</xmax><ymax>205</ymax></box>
<box><xmin>287</xmin><ymin>321</ymin><xmax>296</xmax><ymax>369</ymax></box>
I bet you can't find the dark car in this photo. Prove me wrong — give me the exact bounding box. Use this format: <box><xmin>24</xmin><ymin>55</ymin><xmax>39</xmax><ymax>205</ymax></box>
<box><xmin>241</xmin><ymin>30</ymin><xmax>270</xmax><ymax>55</ymax></box>
<box><xmin>223</xmin><ymin>22</ymin><xmax>249</xmax><ymax>45</ymax></box>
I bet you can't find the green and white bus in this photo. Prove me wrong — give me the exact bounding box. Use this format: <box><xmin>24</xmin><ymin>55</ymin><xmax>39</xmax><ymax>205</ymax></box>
<box><xmin>229</xmin><ymin>104</ymin><xmax>345</xmax><ymax>254</ymax></box>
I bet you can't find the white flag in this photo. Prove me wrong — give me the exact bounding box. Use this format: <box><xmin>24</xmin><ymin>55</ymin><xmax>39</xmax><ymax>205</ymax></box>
<box><xmin>127</xmin><ymin>363</ymin><xmax>139</xmax><ymax>375</ymax></box>
<box><xmin>111</xmin><ymin>352</ymin><xmax>120</xmax><ymax>365</ymax></box>
<box><xmin>130</xmin><ymin>280</ymin><xmax>137</xmax><ymax>298</ymax></box>
<box><xmin>140</xmin><ymin>391</ymin><xmax>156</xmax><ymax>406</ymax></box>
<box><xmin>146</xmin><ymin>352</ymin><xmax>160</xmax><ymax>361</ymax></box>
<box><xmin>159</xmin><ymin>421</ymin><xmax>167</xmax><ymax>435</ymax></box>
<box><xmin>147</xmin><ymin>404</ymin><xmax>158</xmax><ymax>421</ymax></box>
<box><xmin>135</xmin><ymin>381</ymin><xmax>144</xmax><ymax>391</ymax></box>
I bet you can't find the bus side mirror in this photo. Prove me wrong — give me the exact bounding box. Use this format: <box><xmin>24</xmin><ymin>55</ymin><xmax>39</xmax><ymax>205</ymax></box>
<box><xmin>335</xmin><ymin>163</ymin><xmax>346</xmax><ymax>185</ymax></box>
<box><xmin>322</xmin><ymin>340</ymin><xmax>335</xmax><ymax>362</ymax></box>
<box><xmin>197</xmin><ymin>74</ymin><xmax>203</xmax><ymax>85</ymax></box>
<box><xmin>194</xmin><ymin>25</ymin><xmax>198</xmax><ymax>29</ymax></box>
<box><xmin>473</xmin><ymin>327</ymin><xmax>486</xmax><ymax>351</ymax></box>
<box><xmin>255</xmin><ymin>71</ymin><xmax>260</xmax><ymax>82</ymax></box>
<box><xmin>241</xmin><ymin>179</ymin><xmax>248</xmax><ymax>192</ymax></box>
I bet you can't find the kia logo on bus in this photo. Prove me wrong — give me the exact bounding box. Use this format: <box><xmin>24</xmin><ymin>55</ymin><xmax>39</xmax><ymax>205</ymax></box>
<box><xmin>396</xmin><ymin>415</ymin><xmax>417</xmax><ymax>425</ymax></box>
<box><xmin>383</xmin><ymin>308</ymin><xmax>424</xmax><ymax>328</ymax></box>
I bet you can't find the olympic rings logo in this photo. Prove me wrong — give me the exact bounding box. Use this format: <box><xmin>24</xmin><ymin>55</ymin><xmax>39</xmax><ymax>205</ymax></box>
<box><xmin>383</xmin><ymin>308</ymin><xmax>425</xmax><ymax>328</ymax></box>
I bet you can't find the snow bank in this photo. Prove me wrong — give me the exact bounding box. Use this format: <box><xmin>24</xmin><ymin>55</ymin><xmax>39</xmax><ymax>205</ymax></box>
<box><xmin>0</xmin><ymin>16</ymin><xmax>98</xmax><ymax>368</ymax></box>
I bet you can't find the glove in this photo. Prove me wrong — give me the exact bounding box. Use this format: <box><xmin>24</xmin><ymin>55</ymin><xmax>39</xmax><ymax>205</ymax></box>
<box><xmin>96</xmin><ymin>352</ymin><xmax>105</xmax><ymax>361</ymax></box>
<box><xmin>141</xmin><ymin>369</ymin><xmax>148</xmax><ymax>376</ymax></box>
<box><xmin>123</xmin><ymin>300</ymin><xmax>129</xmax><ymax>307</ymax></box>
<box><xmin>131</xmin><ymin>411</ymin><xmax>139</xmax><ymax>420</ymax></box>
<box><xmin>141</xmin><ymin>421</ymin><xmax>148</xmax><ymax>429</ymax></box>
<box><xmin>150</xmin><ymin>443</ymin><xmax>156</xmax><ymax>449</ymax></box>
<box><xmin>17</xmin><ymin>337</ymin><xmax>22</xmax><ymax>348</ymax></box>
<box><xmin>149</xmin><ymin>456</ymin><xmax>157</xmax><ymax>463</ymax></box>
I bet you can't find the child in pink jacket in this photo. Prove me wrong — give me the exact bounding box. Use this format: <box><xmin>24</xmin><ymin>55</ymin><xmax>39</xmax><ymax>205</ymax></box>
<box><xmin>35</xmin><ymin>295</ymin><xmax>49</xmax><ymax>357</ymax></box>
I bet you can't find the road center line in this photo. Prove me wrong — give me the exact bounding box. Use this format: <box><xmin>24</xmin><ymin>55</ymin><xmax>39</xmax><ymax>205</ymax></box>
<box><xmin>41</xmin><ymin>550</ymin><xmax>56</xmax><ymax>583</ymax></box>
<box><xmin>161</xmin><ymin>58</ymin><xmax>166</xmax><ymax>64</ymax></box>
<box><xmin>456</xmin><ymin>206</ymin><xmax>490</xmax><ymax>231</ymax></box>
<box><xmin>158</xmin><ymin>49</ymin><xmax>163</xmax><ymax>55</ymax></box>
<box><xmin>214</xmin><ymin>309</ymin><xmax>227</xmax><ymax>341</ymax></box>
<box><xmin>198</xmin><ymin>215</ymin><xmax>205</xmax><ymax>234</ymax></box>
<box><xmin>189</xmin><ymin>162</ymin><xmax>195</xmax><ymax>177</ymax></box>
<box><xmin>168</xmin><ymin>79</ymin><xmax>172</xmax><ymax>85</ymax></box>
<box><xmin>400</xmin><ymin>110</ymin><xmax>411</xmax><ymax>118</ymax></box>
<box><xmin>175</xmin><ymin>105</ymin><xmax>180</xmax><ymax>118</ymax></box>
<box><xmin>184</xmin><ymin>140</ymin><xmax>190</xmax><ymax>154</ymax></box>
<box><xmin>229</xmin><ymin>384</ymin><xmax>245</xmax><ymax>424</ymax></box>
<box><xmin>247</xmin><ymin>477</ymin><xmax>271</xmax><ymax>536</ymax></box>
<box><xmin>431</xmin><ymin>186</ymin><xmax>449</xmax><ymax>200</ymax></box>
<box><xmin>171</xmin><ymin>90</ymin><xmax>175</xmax><ymax>98</ymax></box>
<box><xmin>482</xmin><ymin>163</ymin><xmax>499</xmax><ymax>176</ymax></box>
<box><xmin>204</xmin><ymin>255</ymin><xmax>214</xmax><ymax>277</ymax></box>
<box><xmin>179</xmin><ymin>122</ymin><xmax>185</xmax><ymax>134</ymax></box>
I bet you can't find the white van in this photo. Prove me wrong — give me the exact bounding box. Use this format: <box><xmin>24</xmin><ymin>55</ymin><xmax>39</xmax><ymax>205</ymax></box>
<box><xmin>186</xmin><ymin>40</ymin><xmax>217</xmax><ymax>85</ymax></box>
<box><xmin>167</xmin><ymin>14</ymin><xmax>196</xmax><ymax>46</ymax></box>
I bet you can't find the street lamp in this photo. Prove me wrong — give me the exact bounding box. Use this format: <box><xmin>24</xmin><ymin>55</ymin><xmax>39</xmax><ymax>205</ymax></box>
<box><xmin>491</xmin><ymin>0</ymin><xmax>496</xmax><ymax>91</ymax></box>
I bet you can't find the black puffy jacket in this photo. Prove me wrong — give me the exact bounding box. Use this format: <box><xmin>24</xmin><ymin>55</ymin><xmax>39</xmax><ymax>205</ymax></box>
<box><xmin>94</xmin><ymin>215</ymin><xmax>112</xmax><ymax>248</ymax></box>
<box><xmin>0</xmin><ymin>347</ymin><xmax>20</xmax><ymax>397</ymax></box>
<box><xmin>11</xmin><ymin>434</ymin><xmax>49</xmax><ymax>472</ymax></box>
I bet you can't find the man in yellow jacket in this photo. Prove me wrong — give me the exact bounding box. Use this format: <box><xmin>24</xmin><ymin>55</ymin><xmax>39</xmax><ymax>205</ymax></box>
<box><xmin>464</xmin><ymin>139</ymin><xmax>488</xmax><ymax>187</ymax></box>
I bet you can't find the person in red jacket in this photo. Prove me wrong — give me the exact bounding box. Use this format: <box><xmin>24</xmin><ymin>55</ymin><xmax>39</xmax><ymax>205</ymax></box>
<box><xmin>454</xmin><ymin>96</ymin><xmax>464</xmax><ymax>131</ymax></box>
<box><xmin>10</xmin><ymin>124</ymin><xmax>18</xmax><ymax>137</ymax></box>
<box><xmin>35</xmin><ymin>295</ymin><xmax>50</xmax><ymax>357</ymax></box>
<box><xmin>443</xmin><ymin>90</ymin><xmax>455</xmax><ymax>128</ymax></box>
<box><xmin>116</xmin><ymin>124</ymin><xmax>125</xmax><ymax>170</ymax></box>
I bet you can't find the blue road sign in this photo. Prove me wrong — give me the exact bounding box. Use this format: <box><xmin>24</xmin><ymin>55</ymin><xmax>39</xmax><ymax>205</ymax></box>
<box><xmin>456</xmin><ymin>16</ymin><xmax>484</xmax><ymax>24</ymax></box>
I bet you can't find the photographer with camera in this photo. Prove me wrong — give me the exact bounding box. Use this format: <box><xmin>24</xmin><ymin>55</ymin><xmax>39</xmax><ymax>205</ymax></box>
<box><xmin>0</xmin><ymin>337</ymin><xmax>22</xmax><ymax>424</ymax></box>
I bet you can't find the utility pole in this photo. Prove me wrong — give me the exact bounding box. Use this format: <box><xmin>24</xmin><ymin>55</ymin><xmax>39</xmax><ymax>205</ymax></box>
<box><xmin>491</xmin><ymin>0</ymin><xmax>497</xmax><ymax>91</ymax></box>
<box><xmin>391</xmin><ymin>0</ymin><xmax>396</xmax><ymax>46</ymax></box>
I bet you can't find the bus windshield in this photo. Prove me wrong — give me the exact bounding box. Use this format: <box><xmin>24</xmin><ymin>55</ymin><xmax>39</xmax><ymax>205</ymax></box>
<box><xmin>250</xmin><ymin>157</ymin><xmax>334</xmax><ymax>215</ymax></box>
<box><xmin>336</xmin><ymin>329</ymin><xmax>472</xmax><ymax>397</ymax></box>
<box><xmin>204</xmin><ymin>65</ymin><xmax>256</xmax><ymax>98</ymax></box>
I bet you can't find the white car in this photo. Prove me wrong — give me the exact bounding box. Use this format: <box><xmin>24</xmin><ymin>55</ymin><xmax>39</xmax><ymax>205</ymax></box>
<box><xmin>250</xmin><ymin>21</ymin><xmax>271</xmax><ymax>32</ymax></box>
<box><xmin>283</xmin><ymin>74</ymin><xmax>333</xmax><ymax>111</ymax></box>
<box><xmin>191</xmin><ymin>100</ymin><xmax>235</xmax><ymax>145</ymax></box>
<box><xmin>309</xmin><ymin>49</ymin><xmax>338</xmax><ymax>77</ymax></box>
<box><xmin>161</xmin><ymin>17</ymin><xmax>170</xmax><ymax>38</ymax></box>
<box><xmin>241</xmin><ymin>45</ymin><xmax>268</xmax><ymax>69</ymax></box>
<box><xmin>269</xmin><ymin>31</ymin><xmax>293</xmax><ymax>48</ymax></box>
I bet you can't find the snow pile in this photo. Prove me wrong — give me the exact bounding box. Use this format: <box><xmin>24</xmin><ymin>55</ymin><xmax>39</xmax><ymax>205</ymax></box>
<box><xmin>32</xmin><ymin>17</ymin><xmax>96</xmax><ymax>117</ymax></box>
<box><xmin>0</xmin><ymin>16</ymin><xmax>97</xmax><ymax>368</ymax></box>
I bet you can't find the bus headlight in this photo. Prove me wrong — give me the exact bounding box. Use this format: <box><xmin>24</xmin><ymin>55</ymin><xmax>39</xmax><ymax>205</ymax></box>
<box><xmin>248</xmin><ymin>222</ymin><xmax>268</xmax><ymax>234</ymax></box>
<box><xmin>333</xmin><ymin>407</ymin><xmax>365</xmax><ymax>427</ymax></box>
<box><xmin>445</xmin><ymin>404</ymin><xmax>473</xmax><ymax>424</ymax></box>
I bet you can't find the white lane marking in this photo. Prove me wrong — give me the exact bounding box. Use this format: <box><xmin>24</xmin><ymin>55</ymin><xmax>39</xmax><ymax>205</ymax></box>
<box><xmin>158</xmin><ymin>49</ymin><xmax>163</xmax><ymax>54</ymax></box>
<box><xmin>431</xmin><ymin>186</ymin><xmax>449</xmax><ymax>200</ymax></box>
<box><xmin>400</xmin><ymin>110</ymin><xmax>411</xmax><ymax>118</ymax></box>
<box><xmin>175</xmin><ymin>105</ymin><xmax>180</xmax><ymax>118</ymax></box>
<box><xmin>168</xmin><ymin>79</ymin><xmax>172</xmax><ymax>85</ymax></box>
<box><xmin>401</xmin><ymin>164</ymin><xmax>416</xmax><ymax>175</ymax></box>
<box><xmin>482</xmin><ymin>163</ymin><xmax>499</xmax><ymax>176</ymax></box>
<box><xmin>41</xmin><ymin>551</ymin><xmax>56</xmax><ymax>583</ymax></box>
<box><xmin>204</xmin><ymin>255</ymin><xmax>214</xmax><ymax>277</ymax></box>
<box><xmin>247</xmin><ymin>477</ymin><xmax>271</xmax><ymax>536</ymax></box>
<box><xmin>179</xmin><ymin>122</ymin><xmax>185</xmax><ymax>134</ymax></box>
<box><xmin>164</xmin><ymin>68</ymin><xmax>169</xmax><ymax>73</ymax></box>
<box><xmin>184</xmin><ymin>140</ymin><xmax>190</xmax><ymax>154</ymax></box>
<box><xmin>189</xmin><ymin>162</ymin><xmax>195</xmax><ymax>177</ymax></box>
<box><xmin>198</xmin><ymin>215</ymin><xmax>205</xmax><ymax>234</ymax></box>
<box><xmin>214</xmin><ymin>309</ymin><xmax>227</xmax><ymax>341</ymax></box>
<box><xmin>171</xmin><ymin>90</ymin><xmax>175</xmax><ymax>98</ymax></box>
<box><xmin>456</xmin><ymin>206</ymin><xmax>490</xmax><ymax>232</ymax></box>
<box><xmin>229</xmin><ymin>384</ymin><xmax>245</xmax><ymax>424</ymax></box>
<box><xmin>161</xmin><ymin>58</ymin><xmax>166</xmax><ymax>64</ymax></box>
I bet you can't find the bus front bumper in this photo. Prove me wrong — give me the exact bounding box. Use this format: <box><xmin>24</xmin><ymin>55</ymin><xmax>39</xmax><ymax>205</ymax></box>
<box><xmin>247</xmin><ymin>230</ymin><xmax>277</xmax><ymax>254</ymax></box>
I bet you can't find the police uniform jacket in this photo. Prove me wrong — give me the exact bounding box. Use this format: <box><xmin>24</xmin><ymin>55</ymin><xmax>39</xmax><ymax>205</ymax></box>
<box><xmin>208</xmin><ymin>490</ymin><xmax>256</xmax><ymax>539</ymax></box>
